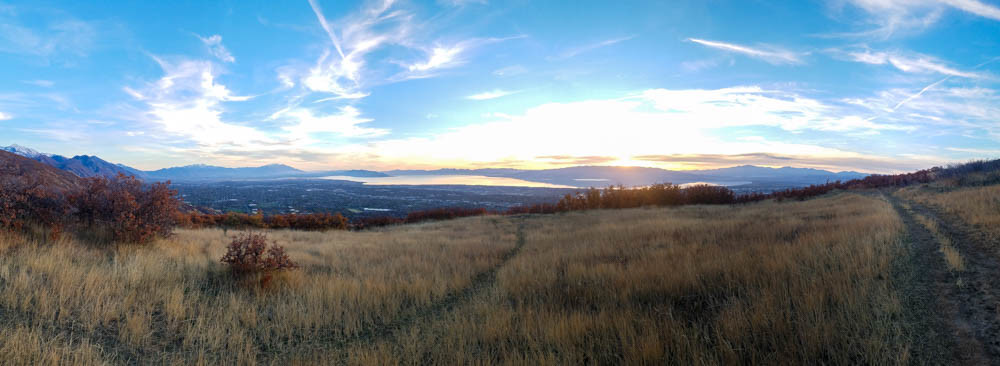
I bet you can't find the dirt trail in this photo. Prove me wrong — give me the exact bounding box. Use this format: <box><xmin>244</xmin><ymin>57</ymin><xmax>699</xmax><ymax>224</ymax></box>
<box><xmin>890</xmin><ymin>194</ymin><xmax>1000</xmax><ymax>365</ymax></box>
<box><xmin>271</xmin><ymin>218</ymin><xmax>530</xmax><ymax>363</ymax></box>
<box><xmin>343</xmin><ymin>218</ymin><xmax>527</xmax><ymax>345</ymax></box>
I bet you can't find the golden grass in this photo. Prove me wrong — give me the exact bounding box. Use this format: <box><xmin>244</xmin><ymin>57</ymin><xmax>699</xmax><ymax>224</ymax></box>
<box><xmin>898</xmin><ymin>184</ymin><xmax>1000</xmax><ymax>241</ymax></box>
<box><xmin>345</xmin><ymin>193</ymin><xmax>909</xmax><ymax>365</ymax></box>
<box><xmin>0</xmin><ymin>217</ymin><xmax>517</xmax><ymax>364</ymax></box>
<box><xmin>0</xmin><ymin>193</ymin><xmax>909</xmax><ymax>364</ymax></box>
<box><xmin>911</xmin><ymin>211</ymin><xmax>966</xmax><ymax>271</ymax></box>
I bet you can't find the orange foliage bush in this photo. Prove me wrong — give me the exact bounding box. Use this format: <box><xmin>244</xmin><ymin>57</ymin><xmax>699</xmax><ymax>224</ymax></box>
<box><xmin>220</xmin><ymin>232</ymin><xmax>298</xmax><ymax>287</ymax></box>
<box><xmin>69</xmin><ymin>174</ymin><xmax>179</xmax><ymax>243</ymax></box>
<box><xmin>177</xmin><ymin>211</ymin><xmax>349</xmax><ymax>231</ymax></box>
<box><xmin>0</xmin><ymin>177</ymin><xmax>70</xmax><ymax>239</ymax></box>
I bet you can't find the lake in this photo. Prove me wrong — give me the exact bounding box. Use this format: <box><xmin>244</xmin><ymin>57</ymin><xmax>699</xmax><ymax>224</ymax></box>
<box><xmin>321</xmin><ymin>175</ymin><xmax>575</xmax><ymax>188</ymax></box>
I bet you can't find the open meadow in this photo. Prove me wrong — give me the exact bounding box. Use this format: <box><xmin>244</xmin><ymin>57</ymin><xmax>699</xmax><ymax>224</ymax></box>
<box><xmin>0</xmin><ymin>192</ymin><xmax>923</xmax><ymax>365</ymax></box>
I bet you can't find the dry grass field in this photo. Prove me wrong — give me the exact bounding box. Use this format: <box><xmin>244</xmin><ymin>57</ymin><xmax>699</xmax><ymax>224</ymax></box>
<box><xmin>897</xmin><ymin>184</ymin><xmax>1000</xmax><ymax>242</ymax></box>
<box><xmin>0</xmin><ymin>193</ymin><xmax>911</xmax><ymax>364</ymax></box>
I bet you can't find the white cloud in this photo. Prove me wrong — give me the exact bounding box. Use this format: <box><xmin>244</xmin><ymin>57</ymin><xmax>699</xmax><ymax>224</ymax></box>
<box><xmin>466</xmin><ymin>89</ymin><xmax>520</xmax><ymax>100</ymax></box>
<box><xmin>303</xmin><ymin>0</ymin><xmax>523</xmax><ymax>95</ymax></box>
<box><xmin>346</xmin><ymin>87</ymin><xmax>920</xmax><ymax>170</ymax></box>
<box><xmin>400</xmin><ymin>36</ymin><xmax>523</xmax><ymax>79</ymax></box>
<box><xmin>437</xmin><ymin>0</ymin><xmax>487</xmax><ymax>6</ymax></box>
<box><xmin>847</xmin><ymin>50</ymin><xmax>981</xmax><ymax>78</ymax></box>
<box><xmin>554</xmin><ymin>35</ymin><xmax>635</xmax><ymax>60</ymax></box>
<box><xmin>944</xmin><ymin>0</ymin><xmax>1000</xmax><ymax>20</ymax></box>
<box><xmin>126</xmin><ymin>57</ymin><xmax>272</xmax><ymax>148</ymax></box>
<box><xmin>408</xmin><ymin>46</ymin><xmax>463</xmax><ymax>72</ymax></box>
<box><xmin>0</xmin><ymin>111</ymin><xmax>11</xmax><ymax>120</ymax></box>
<box><xmin>304</xmin><ymin>0</ymin><xmax>421</xmax><ymax>98</ymax></box>
<box><xmin>837</xmin><ymin>0</ymin><xmax>1000</xmax><ymax>38</ymax></box>
<box><xmin>493</xmin><ymin>64</ymin><xmax>527</xmax><ymax>77</ymax></box>
<box><xmin>197</xmin><ymin>34</ymin><xmax>235</xmax><ymax>63</ymax></box>
<box><xmin>0</xmin><ymin>18</ymin><xmax>96</xmax><ymax>59</ymax></box>
<box><xmin>277</xmin><ymin>106</ymin><xmax>389</xmax><ymax>140</ymax></box>
<box><xmin>688</xmin><ymin>38</ymin><xmax>803</xmax><ymax>65</ymax></box>
<box><xmin>23</xmin><ymin>80</ymin><xmax>54</xmax><ymax>87</ymax></box>
<box><xmin>946</xmin><ymin>147</ymin><xmax>1000</xmax><ymax>155</ymax></box>
<box><xmin>846</xmin><ymin>82</ymin><xmax>1000</xmax><ymax>140</ymax></box>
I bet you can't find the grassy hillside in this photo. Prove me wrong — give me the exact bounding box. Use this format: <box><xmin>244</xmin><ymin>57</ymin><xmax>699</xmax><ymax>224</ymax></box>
<box><xmin>0</xmin><ymin>192</ymin><xmax>915</xmax><ymax>364</ymax></box>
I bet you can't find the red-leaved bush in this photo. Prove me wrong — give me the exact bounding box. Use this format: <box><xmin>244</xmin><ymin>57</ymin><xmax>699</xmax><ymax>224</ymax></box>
<box><xmin>220</xmin><ymin>232</ymin><xmax>298</xmax><ymax>287</ymax></box>
<box><xmin>0</xmin><ymin>176</ymin><xmax>71</xmax><ymax>239</ymax></box>
<box><xmin>69</xmin><ymin>174</ymin><xmax>179</xmax><ymax>243</ymax></box>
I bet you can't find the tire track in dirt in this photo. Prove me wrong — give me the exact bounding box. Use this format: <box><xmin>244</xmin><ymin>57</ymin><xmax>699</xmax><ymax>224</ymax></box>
<box><xmin>902</xmin><ymin>198</ymin><xmax>1000</xmax><ymax>364</ymax></box>
<box><xmin>889</xmin><ymin>194</ymin><xmax>996</xmax><ymax>365</ymax></box>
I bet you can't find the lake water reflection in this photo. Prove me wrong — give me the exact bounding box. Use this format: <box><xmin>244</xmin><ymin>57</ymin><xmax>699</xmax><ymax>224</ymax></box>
<box><xmin>321</xmin><ymin>175</ymin><xmax>575</xmax><ymax>188</ymax></box>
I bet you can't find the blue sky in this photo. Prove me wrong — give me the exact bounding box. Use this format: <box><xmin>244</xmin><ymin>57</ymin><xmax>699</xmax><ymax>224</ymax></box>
<box><xmin>0</xmin><ymin>0</ymin><xmax>998</xmax><ymax>173</ymax></box>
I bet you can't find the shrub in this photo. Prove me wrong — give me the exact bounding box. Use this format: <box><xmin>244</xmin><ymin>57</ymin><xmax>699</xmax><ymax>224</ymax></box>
<box><xmin>220</xmin><ymin>232</ymin><xmax>298</xmax><ymax>287</ymax></box>
<box><xmin>69</xmin><ymin>174</ymin><xmax>179</xmax><ymax>243</ymax></box>
<box><xmin>0</xmin><ymin>176</ymin><xmax>71</xmax><ymax>239</ymax></box>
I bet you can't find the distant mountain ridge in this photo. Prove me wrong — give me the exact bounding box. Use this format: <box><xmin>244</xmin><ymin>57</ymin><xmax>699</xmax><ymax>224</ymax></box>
<box><xmin>386</xmin><ymin>165</ymin><xmax>868</xmax><ymax>187</ymax></box>
<box><xmin>3</xmin><ymin>144</ymin><xmax>868</xmax><ymax>186</ymax></box>
<box><xmin>4</xmin><ymin>145</ymin><xmax>146</xmax><ymax>179</ymax></box>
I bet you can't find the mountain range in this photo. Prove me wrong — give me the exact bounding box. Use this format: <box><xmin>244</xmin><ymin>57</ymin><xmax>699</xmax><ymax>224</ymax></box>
<box><xmin>3</xmin><ymin>144</ymin><xmax>869</xmax><ymax>187</ymax></box>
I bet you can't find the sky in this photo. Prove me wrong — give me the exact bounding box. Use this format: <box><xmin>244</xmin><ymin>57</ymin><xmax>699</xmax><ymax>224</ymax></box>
<box><xmin>0</xmin><ymin>0</ymin><xmax>998</xmax><ymax>173</ymax></box>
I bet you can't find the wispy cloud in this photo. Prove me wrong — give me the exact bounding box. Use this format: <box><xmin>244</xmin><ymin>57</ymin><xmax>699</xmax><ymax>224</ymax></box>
<box><xmin>349</xmin><ymin>87</ymin><xmax>925</xmax><ymax>171</ymax></box>
<box><xmin>437</xmin><ymin>0</ymin><xmax>487</xmax><ymax>7</ymax></box>
<box><xmin>0</xmin><ymin>111</ymin><xmax>11</xmax><ymax>120</ymax></box>
<box><xmin>554</xmin><ymin>35</ymin><xmax>636</xmax><ymax>60</ymax></box>
<box><xmin>125</xmin><ymin>56</ymin><xmax>272</xmax><ymax>148</ymax></box>
<box><xmin>304</xmin><ymin>0</ymin><xmax>415</xmax><ymax>98</ymax></box>
<box><xmin>23</xmin><ymin>80</ymin><xmax>54</xmax><ymax>87</ymax></box>
<box><xmin>407</xmin><ymin>46</ymin><xmax>463</xmax><ymax>72</ymax></box>
<box><xmin>466</xmin><ymin>89</ymin><xmax>521</xmax><ymax>100</ymax></box>
<box><xmin>846</xmin><ymin>82</ymin><xmax>1000</xmax><ymax>140</ymax></box>
<box><xmin>493</xmin><ymin>64</ymin><xmax>527</xmax><ymax>77</ymax></box>
<box><xmin>680</xmin><ymin>57</ymin><xmax>731</xmax><ymax>72</ymax></box>
<box><xmin>400</xmin><ymin>36</ymin><xmax>525</xmax><ymax>79</ymax></box>
<box><xmin>197</xmin><ymin>34</ymin><xmax>235</xmax><ymax>63</ymax></box>
<box><xmin>276</xmin><ymin>106</ymin><xmax>389</xmax><ymax>140</ymax></box>
<box><xmin>944</xmin><ymin>0</ymin><xmax>1000</xmax><ymax>20</ymax></box>
<box><xmin>0</xmin><ymin>12</ymin><xmax>97</xmax><ymax>61</ymax></box>
<box><xmin>687</xmin><ymin>38</ymin><xmax>803</xmax><ymax>65</ymax></box>
<box><xmin>946</xmin><ymin>147</ymin><xmax>1000</xmax><ymax>155</ymax></box>
<box><xmin>834</xmin><ymin>0</ymin><xmax>1000</xmax><ymax>38</ymax></box>
<box><xmin>847</xmin><ymin>50</ymin><xmax>981</xmax><ymax>78</ymax></box>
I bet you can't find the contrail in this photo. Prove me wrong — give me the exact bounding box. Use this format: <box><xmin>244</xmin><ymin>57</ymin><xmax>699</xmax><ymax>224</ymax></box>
<box><xmin>893</xmin><ymin>77</ymin><xmax>949</xmax><ymax>111</ymax></box>
<box><xmin>891</xmin><ymin>56</ymin><xmax>999</xmax><ymax>111</ymax></box>
<box><xmin>308</xmin><ymin>0</ymin><xmax>345</xmax><ymax>59</ymax></box>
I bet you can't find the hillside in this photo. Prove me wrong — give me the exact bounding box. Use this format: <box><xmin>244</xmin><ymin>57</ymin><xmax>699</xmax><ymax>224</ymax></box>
<box><xmin>2</xmin><ymin>157</ymin><xmax>1000</xmax><ymax>363</ymax></box>
<box><xmin>0</xmin><ymin>150</ymin><xmax>82</xmax><ymax>190</ymax></box>
<box><xmin>0</xmin><ymin>192</ymin><xmax>909</xmax><ymax>364</ymax></box>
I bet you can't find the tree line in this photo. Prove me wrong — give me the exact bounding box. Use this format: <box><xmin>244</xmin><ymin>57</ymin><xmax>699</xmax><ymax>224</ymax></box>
<box><xmin>1</xmin><ymin>174</ymin><xmax>177</xmax><ymax>242</ymax></box>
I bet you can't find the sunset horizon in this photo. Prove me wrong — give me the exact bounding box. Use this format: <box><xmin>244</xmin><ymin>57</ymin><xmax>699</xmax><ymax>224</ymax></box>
<box><xmin>1</xmin><ymin>0</ymin><xmax>997</xmax><ymax>174</ymax></box>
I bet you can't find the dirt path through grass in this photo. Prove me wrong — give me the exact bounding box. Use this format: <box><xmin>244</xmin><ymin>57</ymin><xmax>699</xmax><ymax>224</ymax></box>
<box><xmin>891</xmin><ymin>194</ymin><xmax>1000</xmax><ymax>365</ymax></box>
<box><xmin>343</xmin><ymin>218</ymin><xmax>528</xmax><ymax>346</ymax></box>
<box><xmin>274</xmin><ymin>218</ymin><xmax>529</xmax><ymax>363</ymax></box>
